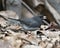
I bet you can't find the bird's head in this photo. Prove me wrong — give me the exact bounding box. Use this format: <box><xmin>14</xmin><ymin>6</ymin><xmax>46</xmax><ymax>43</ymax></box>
<box><xmin>38</xmin><ymin>15</ymin><xmax>46</xmax><ymax>20</ymax></box>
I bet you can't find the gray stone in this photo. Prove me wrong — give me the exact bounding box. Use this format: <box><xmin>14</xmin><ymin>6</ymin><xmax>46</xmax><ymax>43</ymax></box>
<box><xmin>45</xmin><ymin>0</ymin><xmax>60</xmax><ymax>25</ymax></box>
<box><xmin>0</xmin><ymin>40</ymin><xmax>13</xmax><ymax>48</ymax></box>
<box><xmin>23</xmin><ymin>45</ymin><xmax>42</xmax><ymax>48</ymax></box>
<box><xmin>6</xmin><ymin>0</ymin><xmax>22</xmax><ymax>19</ymax></box>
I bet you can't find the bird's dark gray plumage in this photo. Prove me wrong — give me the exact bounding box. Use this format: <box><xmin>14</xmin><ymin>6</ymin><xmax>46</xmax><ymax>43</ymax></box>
<box><xmin>19</xmin><ymin>16</ymin><xmax>44</xmax><ymax>30</ymax></box>
<box><xmin>8</xmin><ymin>16</ymin><xmax>44</xmax><ymax>31</ymax></box>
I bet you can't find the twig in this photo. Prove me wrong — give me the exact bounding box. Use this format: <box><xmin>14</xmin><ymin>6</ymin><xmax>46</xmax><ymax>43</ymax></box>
<box><xmin>21</xmin><ymin>1</ymin><xmax>37</xmax><ymax>16</ymax></box>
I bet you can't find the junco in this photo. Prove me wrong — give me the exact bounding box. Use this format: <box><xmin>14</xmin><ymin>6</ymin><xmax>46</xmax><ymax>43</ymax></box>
<box><xmin>8</xmin><ymin>16</ymin><xmax>44</xmax><ymax>31</ymax></box>
<box><xmin>18</xmin><ymin>16</ymin><xmax>44</xmax><ymax>31</ymax></box>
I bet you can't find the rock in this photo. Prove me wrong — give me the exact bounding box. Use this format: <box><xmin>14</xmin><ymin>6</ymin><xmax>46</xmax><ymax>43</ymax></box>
<box><xmin>0</xmin><ymin>40</ymin><xmax>14</xmax><ymax>48</ymax></box>
<box><xmin>0</xmin><ymin>16</ymin><xmax>8</xmax><ymax>27</ymax></box>
<box><xmin>23</xmin><ymin>0</ymin><xmax>44</xmax><ymax>7</ymax></box>
<box><xmin>46</xmin><ymin>43</ymin><xmax>53</xmax><ymax>48</ymax></box>
<box><xmin>23</xmin><ymin>45</ymin><xmax>42</xmax><ymax>48</ymax></box>
<box><xmin>22</xmin><ymin>5</ymin><xmax>33</xmax><ymax>19</ymax></box>
<box><xmin>45</xmin><ymin>0</ymin><xmax>60</xmax><ymax>25</ymax></box>
<box><xmin>6</xmin><ymin>0</ymin><xmax>22</xmax><ymax>19</ymax></box>
<box><xmin>41</xmin><ymin>30</ymin><xmax>60</xmax><ymax>38</ymax></box>
<box><xmin>0</xmin><ymin>10</ymin><xmax>19</xmax><ymax>19</ymax></box>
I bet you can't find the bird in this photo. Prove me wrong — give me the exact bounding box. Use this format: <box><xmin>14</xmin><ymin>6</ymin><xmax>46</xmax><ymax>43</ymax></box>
<box><xmin>18</xmin><ymin>16</ymin><xmax>44</xmax><ymax>31</ymax></box>
<box><xmin>8</xmin><ymin>16</ymin><xmax>44</xmax><ymax>31</ymax></box>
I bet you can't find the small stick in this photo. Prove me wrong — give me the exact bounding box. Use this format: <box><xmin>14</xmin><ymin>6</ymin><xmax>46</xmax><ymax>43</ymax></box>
<box><xmin>21</xmin><ymin>1</ymin><xmax>37</xmax><ymax>16</ymax></box>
